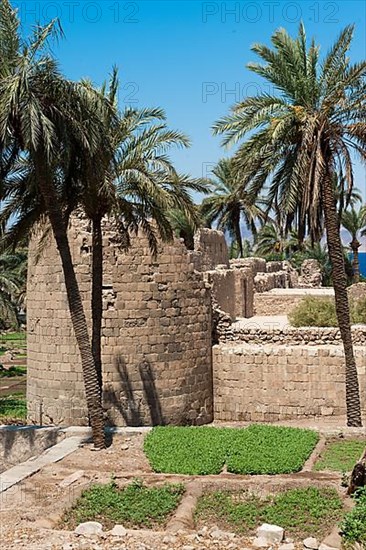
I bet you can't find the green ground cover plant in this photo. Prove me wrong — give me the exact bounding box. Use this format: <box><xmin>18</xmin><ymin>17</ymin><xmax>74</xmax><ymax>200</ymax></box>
<box><xmin>226</xmin><ymin>424</ymin><xmax>319</xmax><ymax>474</ymax></box>
<box><xmin>0</xmin><ymin>366</ymin><xmax>27</xmax><ymax>378</ymax></box>
<box><xmin>63</xmin><ymin>479</ymin><xmax>184</xmax><ymax>530</ymax></box>
<box><xmin>0</xmin><ymin>394</ymin><xmax>27</xmax><ymax>421</ymax></box>
<box><xmin>341</xmin><ymin>487</ymin><xmax>366</xmax><ymax>543</ymax></box>
<box><xmin>0</xmin><ymin>331</ymin><xmax>26</xmax><ymax>342</ymax></box>
<box><xmin>195</xmin><ymin>486</ymin><xmax>343</xmax><ymax>538</ymax></box>
<box><xmin>314</xmin><ymin>439</ymin><xmax>365</xmax><ymax>472</ymax></box>
<box><xmin>144</xmin><ymin>425</ymin><xmax>318</xmax><ymax>475</ymax></box>
<box><xmin>144</xmin><ymin>426</ymin><xmax>231</xmax><ymax>475</ymax></box>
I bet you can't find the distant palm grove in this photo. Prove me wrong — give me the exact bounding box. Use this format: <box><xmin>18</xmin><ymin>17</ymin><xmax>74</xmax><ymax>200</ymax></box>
<box><xmin>0</xmin><ymin>0</ymin><xmax>365</xmax><ymax>444</ymax></box>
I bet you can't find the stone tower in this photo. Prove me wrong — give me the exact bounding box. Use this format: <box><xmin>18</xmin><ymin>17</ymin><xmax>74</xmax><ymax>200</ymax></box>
<box><xmin>27</xmin><ymin>217</ymin><xmax>213</xmax><ymax>426</ymax></box>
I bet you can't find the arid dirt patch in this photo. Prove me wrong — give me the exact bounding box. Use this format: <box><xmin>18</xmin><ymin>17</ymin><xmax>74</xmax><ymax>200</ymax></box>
<box><xmin>0</xmin><ymin>432</ymin><xmax>350</xmax><ymax>550</ymax></box>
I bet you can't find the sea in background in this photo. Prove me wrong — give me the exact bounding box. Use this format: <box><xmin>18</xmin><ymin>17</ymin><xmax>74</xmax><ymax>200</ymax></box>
<box><xmin>359</xmin><ymin>252</ymin><xmax>366</xmax><ymax>277</ymax></box>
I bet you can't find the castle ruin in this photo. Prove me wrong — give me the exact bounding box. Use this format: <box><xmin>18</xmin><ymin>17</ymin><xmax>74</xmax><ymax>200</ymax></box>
<box><xmin>27</xmin><ymin>218</ymin><xmax>366</xmax><ymax>426</ymax></box>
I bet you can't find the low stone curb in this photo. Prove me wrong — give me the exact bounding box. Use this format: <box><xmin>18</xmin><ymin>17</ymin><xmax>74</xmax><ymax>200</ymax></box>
<box><xmin>0</xmin><ymin>436</ymin><xmax>85</xmax><ymax>493</ymax></box>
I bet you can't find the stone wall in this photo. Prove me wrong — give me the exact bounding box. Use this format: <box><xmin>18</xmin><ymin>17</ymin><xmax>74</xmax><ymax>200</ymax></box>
<box><xmin>27</xmin><ymin>218</ymin><xmax>213</xmax><ymax>427</ymax></box>
<box><xmin>204</xmin><ymin>269</ymin><xmax>236</xmax><ymax>321</ymax></box>
<box><xmin>219</xmin><ymin>322</ymin><xmax>366</xmax><ymax>346</ymax></box>
<box><xmin>192</xmin><ymin>229</ymin><xmax>229</xmax><ymax>271</ymax></box>
<box><xmin>254</xmin><ymin>288</ymin><xmax>335</xmax><ymax>316</ymax></box>
<box><xmin>213</xmin><ymin>344</ymin><xmax>366</xmax><ymax>422</ymax></box>
<box><xmin>233</xmin><ymin>257</ymin><xmax>322</xmax><ymax>294</ymax></box>
<box><xmin>204</xmin><ymin>266</ymin><xmax>254</xmax><ymax>322</ymax></box>
<box><xmin>254</xmin><ymin>292</ymin><xmax>304</xmax><ymax>316</ymax></box>
<box><xmin>233</xmin><ymin>267</ymin><xmax>254</xmax><ymax>318</ymax></box>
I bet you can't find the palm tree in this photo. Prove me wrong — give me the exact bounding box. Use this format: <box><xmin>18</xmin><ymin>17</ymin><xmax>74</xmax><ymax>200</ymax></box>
<box><xmin>66</xmin><ymin>70</ymin><xmax>206</xmax><ymax>391</ymax></box>
<box><xmin>333</xmin><ymin>174</ymin><xmax>363</xmax><ymax>216</ymax></box>
<box><xmin>167</xmin><ymin>207</ymin><xmax>202</xmax><ymax>250</ymax></box>
<box><xmin>255</xmin><ymin>222</ymin><xmax>299</xmax><ymax>259</ymax></box>
<box><xmin>0</xmin><ymin>0</ymin><xmax>111</xmax><ymax>446</ymax></box>
<box><xmin>2</xmin><ymin>67</ymin><xmax>206</xmax><ymax>396</ymax></box>
<box><xmin>201</xmin><ymin>158</ymin><xmax>264</xmax><ymax>257</ymax></box>
<box><xmin>213</xmin><ymin>24</ymin><xmax>366</xmax><ymax>426</ymax></box>
<box><xmin>342</xmin><ymin>206</ymin><xmax>366</xmax><ymax>283</ymax></box>
<box><xmin>0</xmin><ymin>245</ymin><xmax>27</xmax><ymax>328</ymax></box>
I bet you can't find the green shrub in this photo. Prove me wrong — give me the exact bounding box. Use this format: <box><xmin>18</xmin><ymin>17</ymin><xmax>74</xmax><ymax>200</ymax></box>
<box><xmin>196</xmin><ymin>486</ymin><xmax>343</xmax><ymax>538</ymax></box>
<box><xmin>63</xmin><ymin>479</ymin><xmax>184</xmax><ymax>530</ymax></box>
<box><xmin>144</xmin><ymin>425</ymin><xmax>318</xmax><ymax>475</ymax></box>
<box><xmin>289</xmin><ymin>297</ymin><xmax>338</xmax><ymax>327</ymax></box>
<box><xmin>352</xmin><ymin>296</ymin><xmax>366</xmax><ymax>324</ymax></box>
<box><xmin>341</xmin><ymin>487</ymin><xmax>366</xmax><ymax>543</ymax></box>
<box><xmin>289</xmin><ymin>295</ymin><xmax>366</xmax><ymax>327</ymax></box>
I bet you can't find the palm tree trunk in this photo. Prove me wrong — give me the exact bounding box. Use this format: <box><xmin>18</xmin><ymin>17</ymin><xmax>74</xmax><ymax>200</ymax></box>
<box><xmin>234</xmin><ymin>212</ymin><xmax>243</xmax><ymax>258</ymax></box>
<box><xmin>91</xmin><ymin>215</ymin><xmax>103</xmax><ymax>392</ymax></box>
<box><xmin>351</xmin><ymin>239</ymin><xmax>361</xmax><ymax>284</ymax></box>
<box><xmin>36</xmin><ymin>157</ymin><xmax>106</xmax><ymax>447</ymax></box>
<box><xmin>322</xmin><ymin>173</ymin><xmax>362</xmax><ymax>427</ymax></box>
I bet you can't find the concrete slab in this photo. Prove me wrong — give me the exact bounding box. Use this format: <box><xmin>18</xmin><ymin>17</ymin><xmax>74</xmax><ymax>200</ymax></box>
<box><xmin>0</xmin><ymin>436</ymin><xmax>84</xmax><ymax>494</ymax></box>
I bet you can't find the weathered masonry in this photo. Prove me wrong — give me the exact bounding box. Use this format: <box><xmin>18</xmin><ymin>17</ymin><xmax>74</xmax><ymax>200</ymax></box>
<box><xmin>27</xmin><ymin>218</ymin><xmax>366</xmax><ymax>426</ymax></box>
<box><xmin>27</xmin><ymin>219</ymin><xmax>252</xmax><ymax>426</ymax></box>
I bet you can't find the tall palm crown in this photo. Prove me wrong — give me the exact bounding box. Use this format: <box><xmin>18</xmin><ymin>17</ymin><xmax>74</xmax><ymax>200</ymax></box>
<box><xmin>0</xmin><ymin>0</ymin><xmax>113</xmax><ymax>446</ymax></box>
<box><xmin>1</xmin><ymin>65</ymin><xmax>206</xmax><ymax>394</ymax></box>
<box><xmin>213</xmin><ymin>24</ymin><xmax>366</xmax><ymax>427</ymax></box>
<box><xmin>213</xmin><ymin>24</ymin><xmax>366</xmax><ymax>241</ymax></box>
<box><xmin>201</xmin><ymin>158</ymin><xmax>263</xmax><ymax>257</ymax></box>
<box><xmin>255</xmin><ymin>222</ymin><xmax>299</xmax><ymax>259</ymax></box>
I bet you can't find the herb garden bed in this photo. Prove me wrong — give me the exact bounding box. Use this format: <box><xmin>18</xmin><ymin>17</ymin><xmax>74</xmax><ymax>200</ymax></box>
<box><xmin>62</xmin><ymin>479</ymin><xmax>185</xmax><ymax>530</ymax></box>
<box><xmin>314</xmin><ymin>438</ymin><xmax>365</xmax><ymax>473</ymax></box>
<box><xmin>144</xmin><ymin>425</ymin><xmax>319</xmax><ymax>475</ymax></box>
<box><xmin>195</xmin><ymin>486</ymin><xmax>344</xmax><ymax>539</ymax></box>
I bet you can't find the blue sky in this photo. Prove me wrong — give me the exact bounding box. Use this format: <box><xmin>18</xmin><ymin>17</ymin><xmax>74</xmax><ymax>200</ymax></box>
<box><xmin>15</xmin><ymin>0</ymin><xmax>366</xmax><ymax>199</ymax></box>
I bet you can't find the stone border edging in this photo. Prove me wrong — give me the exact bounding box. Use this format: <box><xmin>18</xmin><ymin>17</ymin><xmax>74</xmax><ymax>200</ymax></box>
<box><xmin>220</xmin><ymin>324</ymin><xmax>366</xmax><ymax>346</ymax></box>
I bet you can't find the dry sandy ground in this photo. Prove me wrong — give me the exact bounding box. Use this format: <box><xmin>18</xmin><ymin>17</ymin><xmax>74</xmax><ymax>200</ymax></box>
<box><xmin>0</xmin><ymin>432</ymin><xmax>343</xmax><ymax>550</ymax></box>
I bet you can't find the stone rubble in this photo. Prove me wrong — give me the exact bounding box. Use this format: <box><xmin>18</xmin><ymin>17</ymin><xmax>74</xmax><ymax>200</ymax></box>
<box><xmin>299</xmin><ymin>260</ymin><xmax>322</xmax><ymax>288</ymax></box>
<box><xmin>303</xmin><ymin>538</ymin><xmax>319</xmax><ymax>550</ymax></box>
<box><xmin>256</xmin><ymin>524</ymin><xmax>284</xmax><ymax>544</ymax></box>
<box><xmin>2</xmin><ymin>524</ymin><xmax>344</xmax><ymax>550</ymax></box>
<box><xmin>74</xmin><ymin>521</ymin><xmax>104</xmax><ymax>536</ymax></box>
<box><xmin>109</xmin><ymin>524</ymin><xmax>127</xmax><ymax>537</ymax></box>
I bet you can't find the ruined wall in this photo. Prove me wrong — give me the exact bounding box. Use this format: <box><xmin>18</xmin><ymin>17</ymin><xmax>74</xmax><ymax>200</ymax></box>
<box><xmin>193</xmin><ymin>229</ymin><xmax>229</xmax><ymax>271</ymax></box>
<box><xmin>27</xmin><ymin>218</ymin><xmax>213</xmax><ymax>427</ymax></box>
<box><xmin>254</xmin><ymin>288</ymin><xmax>335</xmax><ymax>316</ymax></box>
<box><xmin>204</xmin><ymin>269</ymin><xmax>236</xmax><ymax>321</ymax></box>
<box><xmin>254</xmin><ymin>292</ymin><xmax>305</xmax><ymax>316</ymax></box>
<box><xmin>219</xmin><ymin>322</ymin><xmax>366</xmax><ymax>346</ymax></box>
<box><xmin>213</xmin><ymin>344</ymin><xmax>366</xmax><ymax>422</ymax></box>
<box><xmin>233</xmin><ymin>268</ymin><xmax>254</xmax><ymax>318</ymax></box>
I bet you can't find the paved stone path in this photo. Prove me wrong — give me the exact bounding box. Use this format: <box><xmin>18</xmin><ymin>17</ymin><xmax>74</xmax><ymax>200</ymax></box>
<box><xmin>0</xmin><ymin>436</ymin><xmax>84</xmax><ymax>493</ymax></box>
